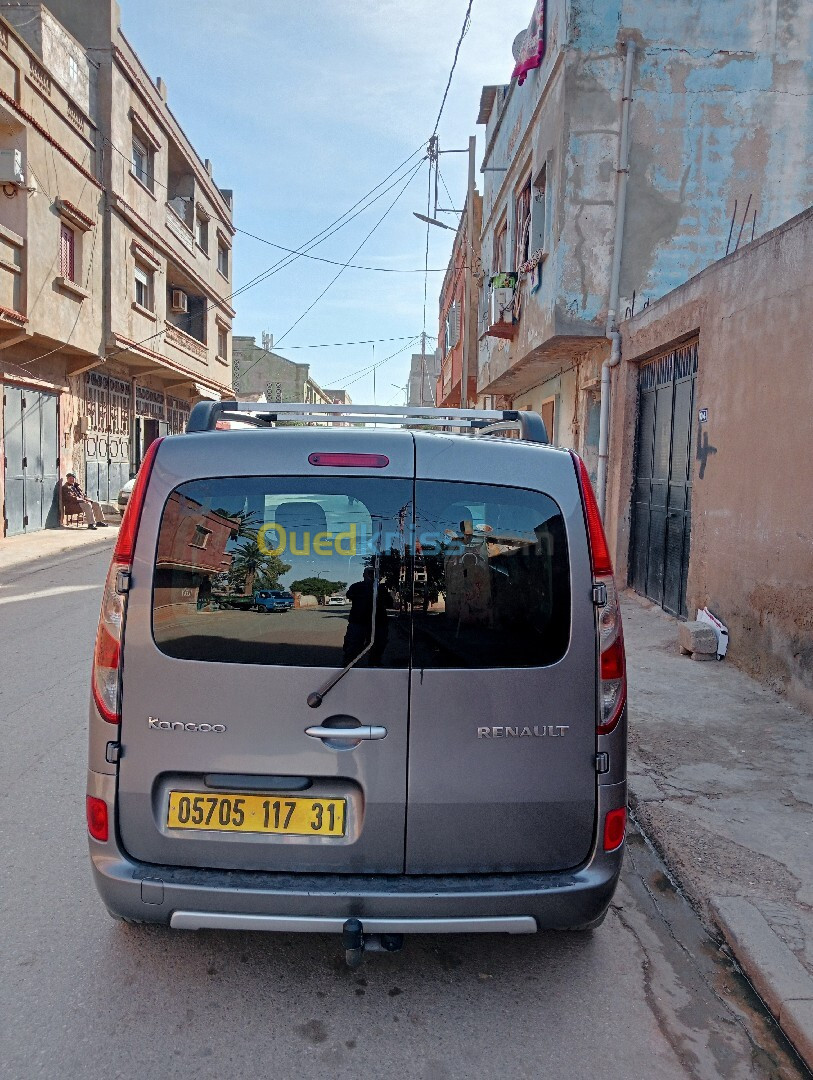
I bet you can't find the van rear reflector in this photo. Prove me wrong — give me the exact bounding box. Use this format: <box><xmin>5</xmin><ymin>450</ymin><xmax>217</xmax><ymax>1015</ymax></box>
<box><xmin>308</xmin><ymin>452</ymin><xmax>389</xmax><ymax>468</ymax></box>
<box><xmin>86</xmin><ymin>796</ymin><xmax>109</xmax><ymax>842</ymax></box>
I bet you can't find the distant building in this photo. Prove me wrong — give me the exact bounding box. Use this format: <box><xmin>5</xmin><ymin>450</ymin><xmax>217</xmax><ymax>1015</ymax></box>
<box><xmin>407</xmin><ymin>348</ymin><xmax>440</xmax><ymax>407</ymax></box>
<box><xmin>437</xmin><ymin>191</ymin><xmax>482</xmax><ymax>409</ymax></box>
<box><xmin>322</xmin><ymin>389</ymin><xmax>352</xmax><ymax>406</ymax></box>
<box><xmin>232</xmin><ymin>336</ymin><xmax>343</xmax><ymax>408</ymax></box>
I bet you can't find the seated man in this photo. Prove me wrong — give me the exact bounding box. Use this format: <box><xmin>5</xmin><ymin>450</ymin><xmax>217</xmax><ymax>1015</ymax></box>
<box><xmin>62</xmin><ymin>473</ymin><xmax>108</xmax><ymax>530</ymax></box>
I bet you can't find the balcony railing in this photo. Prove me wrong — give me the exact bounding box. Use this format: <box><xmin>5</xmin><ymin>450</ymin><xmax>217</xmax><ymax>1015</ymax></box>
<box><xmin>165</xmin><ymin>204</ymin><xmax>195</xmax><ymax>254</ymax></box>
<box><xmin>165</xmin><ymin>321</ymin><xmax>208</xmax><ymax>362</ymax></box>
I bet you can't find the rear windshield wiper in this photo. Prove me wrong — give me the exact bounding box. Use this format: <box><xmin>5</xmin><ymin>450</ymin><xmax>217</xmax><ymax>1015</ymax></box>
<box><xmin>307</xmin><ymin>525</ymin><xmax>383</xmax><ymax>709</ymax></box>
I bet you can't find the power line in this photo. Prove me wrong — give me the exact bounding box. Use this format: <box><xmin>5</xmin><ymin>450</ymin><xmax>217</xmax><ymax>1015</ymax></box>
<box><xmin>273</xmin><ymin>159</ymin><xmax>426</xmax><ymax>349</ymax></box>
<box><xmin>432</xmin><ymin>0</ymin><xmax>475</xmax><ymax>136</ymax></box>
<box><xmin>229</xmin><ymin>157</ymin><xmax>428</xmax><ymax>384</ymax></box>
<box><xmin>234</xmin><ymin>227</ymin><xmax>449</xmax><ymax>273</ymax></box>
<box><xmin>20</xmin><ymin>146</ymin><xmax>428</xmax><ymax>373</ymax></box>
<box><xmin>278</xmin><ymin>335</ymin><xmax>419</xmax><ymax>350</ymax></box>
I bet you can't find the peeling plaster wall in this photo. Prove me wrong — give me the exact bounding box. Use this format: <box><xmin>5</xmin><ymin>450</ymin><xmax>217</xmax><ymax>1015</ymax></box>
<box><xmin>574</xmin><ymin>0</ymin><xmax>813</xmax><ymax>313</ymax></box>
<box><xmin>606</xmin><ymin>206</ymin><xmax>813</xmax><ymax>713</ymax></box>
<box><xmin>477</xmin><ymin>0</ymin><xmax>813</xmax><ymax>400</ymax></box>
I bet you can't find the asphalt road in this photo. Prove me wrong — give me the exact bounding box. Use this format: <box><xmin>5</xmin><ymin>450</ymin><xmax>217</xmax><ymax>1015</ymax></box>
<box><xmin>0</xmin><ymin>545</ymin><xmax>807</xmax><ymax>1080</ymax></box>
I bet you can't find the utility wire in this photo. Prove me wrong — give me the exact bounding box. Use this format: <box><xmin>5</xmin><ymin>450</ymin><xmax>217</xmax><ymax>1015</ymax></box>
<box><xmin>273</xmin><ymin>159</ymin><xmax>426</xmax><ymax>349</ymax></box>
<box><xmin>228</xmin><ymin>157</ymin><xmax>427</xmax><ymax>383</ymax></box>
<box><xmin>432</xmin><ymin>0</ymin><xmax>475</xmax><ymax>136</ymax></box>
<box><xmin>21</xmin><ymin>146</ymin><xmax>427</xmax><ymax>373</ymax></box>
<box><xmin>279</xmin><ymin>335</ymin><xmax>418</xmax><ymax>350</ymax></box>
<box><xmin>234</xmin><ymin>227</ymin><xmax>449</xmax><ymax>273</ymax></box>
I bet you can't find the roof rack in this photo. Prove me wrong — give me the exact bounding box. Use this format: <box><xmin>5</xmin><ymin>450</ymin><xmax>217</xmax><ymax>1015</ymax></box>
<box><xmin>186</xmin><ymin>402</ymin><xmax>549</xmax><ymax>444</ymax></box>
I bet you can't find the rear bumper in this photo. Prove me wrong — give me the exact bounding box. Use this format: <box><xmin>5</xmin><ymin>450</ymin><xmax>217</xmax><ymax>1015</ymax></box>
<box><xmin>87</xmin><ymin>770</ymin><xmax>626</xmax><ymax>932</ymax></box>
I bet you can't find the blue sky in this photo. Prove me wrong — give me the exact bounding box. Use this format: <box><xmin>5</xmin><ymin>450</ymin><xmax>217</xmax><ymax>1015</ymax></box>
<box><xmin>119</xmin><ymin>0</ymin><xmax>531</xmax><ymax>403</ymax></box>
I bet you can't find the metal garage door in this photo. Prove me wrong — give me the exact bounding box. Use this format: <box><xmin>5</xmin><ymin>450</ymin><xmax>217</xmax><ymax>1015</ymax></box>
<box><xmin>3</xmin><ymin>385</ymin><xmax>59</xmax><ymax>536</ymax></box>
<box><xmin>84</xmin><ymin>372</ymin><xmax>131</xmax><ymax>505</ymax></box>
<box><xmin>629</xmin><ymin>341</ymin><xmax>698</xmax><ymax>618</ymax></box>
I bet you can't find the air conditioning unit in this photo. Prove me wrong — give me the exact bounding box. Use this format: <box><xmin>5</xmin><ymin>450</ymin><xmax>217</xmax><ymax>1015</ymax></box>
<box><xmin>0</xmin><ymin>149</ymin><xmax>25</xmax><ymax>186</ymax></box>
<box><xmin>170</xmin><ymin>289</ymin><xmax>188</xmax><ymax>313</ymax></box>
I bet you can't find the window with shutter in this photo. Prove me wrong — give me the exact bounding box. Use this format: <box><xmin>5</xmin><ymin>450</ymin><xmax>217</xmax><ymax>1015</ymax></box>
<box><xmin>134</xmin><ymin>263</ymin><xmax>151</xmax><ymax>310</ymax></box>
<box><xmin>60</xmin><ymin>223</ymin><xmax>75</xmax><ymax>282</ymax></box>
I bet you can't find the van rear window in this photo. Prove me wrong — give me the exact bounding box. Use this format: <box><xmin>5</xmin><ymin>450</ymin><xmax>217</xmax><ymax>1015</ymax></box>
<box><xmin>151</xmin><ymin>477</ymin><xmax>570</xmax><ymax>669</ymax></box>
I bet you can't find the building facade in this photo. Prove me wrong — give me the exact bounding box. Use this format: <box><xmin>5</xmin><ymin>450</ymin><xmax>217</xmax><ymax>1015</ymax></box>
<box><xmin>603</xmin><ymin>205</ymin><xmax>813</xmax><ymax>713</ymax></box>
<box><xmin>0</xmin><ymin>0</ymin><xmax>235</xmax><ymax>537</ymax></box>
<box><xmin>475</xmin><ymin>0</ymin><xmax>813</xmax><ymax>466</ymax></box>
<box><xmin>0</xmin><ymin>7</ymin><xmax>104</xmax><ymax>534</ymax></box>
<box><xmin>436</xmin><ymin>192</ymin><xmax>482</xmax><ymax>409</ymax></box>
<box><xmin>407</xmin><ymin>345</ymin><xmax>440</xmax><ymax>407</ymax></box>
<box><xmin>232</xmin><ymin>335</ymin><xmax>339</xmax><ymax>407</ymax></box>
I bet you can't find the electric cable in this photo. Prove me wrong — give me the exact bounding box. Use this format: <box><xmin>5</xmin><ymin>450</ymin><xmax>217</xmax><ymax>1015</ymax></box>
<box><xmin>20</xmin><ymin>146</ymin><xmax>428</xmax><ymax>373</ymax></box>
<box><xmin>432</xmin><ymin>0</ymin><xmax>475</xmax><ymax>136</ymax></box>
<box><xmin>259</xmin><ymin>158</ymin><xmax>426</xmax><ymax>361</ymax></box>
<box><xmin>234</xmin><ymin>228</ymin><xmax>449</xmax><ymax>273</ymax></box>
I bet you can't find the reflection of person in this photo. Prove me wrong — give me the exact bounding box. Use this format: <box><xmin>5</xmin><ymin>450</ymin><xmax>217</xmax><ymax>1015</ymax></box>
<box><xmin>62</xmin><ymin>473</ymin><xmax>108</xmax><ymax>530</ymax></box>
<box><xmin>343</xmin><ymin>566</ymin><xmax>390</xmax><ymax>666</ymax></box>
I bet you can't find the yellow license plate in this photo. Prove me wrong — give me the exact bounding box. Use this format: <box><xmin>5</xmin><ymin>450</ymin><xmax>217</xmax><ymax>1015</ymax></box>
<box><xmin>167</xmin><ymin>791</ymin><xmax>346</xmax><ymax>836</ymax></box>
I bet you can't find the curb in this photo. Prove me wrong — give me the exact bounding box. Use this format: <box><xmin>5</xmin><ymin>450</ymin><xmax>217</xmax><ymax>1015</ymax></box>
<box><xmin>711</xmin><ymin>896</ymin><xmax>813</xmax><ymax>1070</ymax></box>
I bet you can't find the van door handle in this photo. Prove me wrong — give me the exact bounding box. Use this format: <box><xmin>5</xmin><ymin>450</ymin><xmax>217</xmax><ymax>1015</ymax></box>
<box><xmin>305</xmin><ymin>725</ymin><xmax>387</xmax><ymax>741</ymax></box>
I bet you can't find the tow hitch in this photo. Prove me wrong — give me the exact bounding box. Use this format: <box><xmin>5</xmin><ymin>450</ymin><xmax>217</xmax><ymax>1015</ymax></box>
<box><xmin>341</xmin><ymin>918</ymin><xmax>404</xmax><ymax>968</ymax></box>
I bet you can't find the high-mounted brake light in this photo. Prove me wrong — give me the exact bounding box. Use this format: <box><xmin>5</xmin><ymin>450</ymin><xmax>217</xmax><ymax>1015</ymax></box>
<box><xmin>92</xmin><ymin>437</ymin><xmax>164</xmax><ymax>723</ymax></box>
<box><xmin>570</xmin><ymin>451</ymin><xmax>627</xmax><ymax>735</ymax></box>
<box><xmin>308</xmin><ymin>452</ymin><xmax>389</xmax><ymax>468</ymax></box>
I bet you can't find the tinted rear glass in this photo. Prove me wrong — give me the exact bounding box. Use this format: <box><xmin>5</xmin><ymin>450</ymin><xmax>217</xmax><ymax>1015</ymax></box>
<box><xmin>411</xmin><ymin>481</ymin><xmax>570</xmax><ymax>668</ymax></box>
<box><xmin>152</xmin><ymin>476</ymin><xmax>412</xmax><ymax>667</ymax></box>
<box><xmin>151</xmin><ymin>476</ymin><xmax>570</xmax><ymax>669</ymax></box>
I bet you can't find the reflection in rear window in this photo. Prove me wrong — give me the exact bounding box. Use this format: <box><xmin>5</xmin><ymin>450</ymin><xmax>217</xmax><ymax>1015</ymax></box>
<box><xmin>151</xmin><ymin>476</ymin><xmax>570</xmax><ymax>669</ymax></box>
<box><xmin>152</xmin><ymin>476</ymin><xmax>412</xmax><ymax>668</ymax></box>
<box><xmin>411</xmin><ymin>481</ymin><xmax>570</xmax><ymax>668</ymax></box>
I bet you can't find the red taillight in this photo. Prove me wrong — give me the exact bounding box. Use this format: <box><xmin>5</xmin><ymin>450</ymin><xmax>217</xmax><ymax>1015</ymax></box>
<box><xmin>600</xmin><ymin>633</ymin><xmax>625</xmax><ymax>681</ymax></box>
<box><xmin>86</xmin><ymin>796</ymin><xmax>109</xmax><ymax>841</ymax></box>
<box><xmin>603</xmin><ymin>807</ymin><xmax>626</xmax><ymax>852</ymax></box>
<box><xmin>114</xmin><ymin>437</ymin><xmax>163</xmax><ymax>563</ymax></box>
<box><xmin>92</xmin><ymin>437</ymin><xmax>163</xmax><ymax>723</ymax></box>
<box><xmin>308</xmin><ymin>452</ymin><xmax>389</xmax><ymax>468</ymax></box>
<box><xmin>570</xmin><ymin>450</ymin><xmax>627</xmax><ymax>735</ymax></box>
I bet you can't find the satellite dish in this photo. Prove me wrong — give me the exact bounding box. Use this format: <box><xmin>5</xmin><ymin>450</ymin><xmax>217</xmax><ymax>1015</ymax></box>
<box><xmin>512</xmin><ymin>29</ymin><xmax>527</xmax><ymax>60</ymax></box>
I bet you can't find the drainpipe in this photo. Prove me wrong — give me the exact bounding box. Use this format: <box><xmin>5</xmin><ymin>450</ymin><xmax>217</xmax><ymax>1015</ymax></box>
<box><xmin>597</xmin><ymin>39</ymin><xmax>635</xmax><ymax>520</ymax></box>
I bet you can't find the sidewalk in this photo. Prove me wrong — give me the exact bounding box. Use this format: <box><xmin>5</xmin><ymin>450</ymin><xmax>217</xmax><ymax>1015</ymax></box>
<box><xmin>623</xmin><ymin>589</ymin><xmax>813</xmax><ymax>1068</ymax></box>
<box><xmin>0</xmin><ymin>519</ymin><xmax>120</xmax><ymax>577</ymax></box>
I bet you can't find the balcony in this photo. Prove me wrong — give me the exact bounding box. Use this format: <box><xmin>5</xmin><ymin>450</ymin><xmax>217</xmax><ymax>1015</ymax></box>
<box><xmin>165</xmin><ymin>321</ymin><xmax>208</xmax><ymax>363</ymax></box>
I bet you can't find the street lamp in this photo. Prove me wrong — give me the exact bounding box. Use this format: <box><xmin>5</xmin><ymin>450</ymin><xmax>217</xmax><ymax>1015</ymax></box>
<box><xmin>412</xmin><ymin>212</ymin><xmax>455</xmax><ymax>232</ymax></box>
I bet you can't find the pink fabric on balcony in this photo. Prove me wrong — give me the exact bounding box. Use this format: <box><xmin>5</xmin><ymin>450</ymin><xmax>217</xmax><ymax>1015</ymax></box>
<box><xmin>511</xmin><ymin>0</ymin><xmax>546</xmax><ymax>86</ymax></box>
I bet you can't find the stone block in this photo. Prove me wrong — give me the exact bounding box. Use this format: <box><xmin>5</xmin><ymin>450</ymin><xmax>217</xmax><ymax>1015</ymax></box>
<box><xmin>678</xmin><ymin>620</ymin><xmax>718</xmax><ymax>656</ymax></box>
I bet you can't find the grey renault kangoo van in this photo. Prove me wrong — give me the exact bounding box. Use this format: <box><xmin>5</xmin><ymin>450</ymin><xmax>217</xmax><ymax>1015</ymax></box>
<box><xmin>87</xmin><ymin>403</ymin><xmax>627</xmax><ymax>962</ymax></box>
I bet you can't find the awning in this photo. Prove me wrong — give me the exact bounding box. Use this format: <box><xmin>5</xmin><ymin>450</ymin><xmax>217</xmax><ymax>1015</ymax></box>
<box><xmin>194</xmin><ymin>382</ymin><xmax>222</xmax><ymax>401</ymax></box>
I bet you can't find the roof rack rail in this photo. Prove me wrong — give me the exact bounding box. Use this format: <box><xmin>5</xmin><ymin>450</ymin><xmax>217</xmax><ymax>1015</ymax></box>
<box><xmin>186</xmin><ymin>401</ymin><xmax>548</xmax><ymax>444</ymax></box>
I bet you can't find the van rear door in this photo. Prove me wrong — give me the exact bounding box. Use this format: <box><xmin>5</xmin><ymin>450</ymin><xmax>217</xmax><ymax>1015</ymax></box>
<box><xmin>116</xmin><ymin>429</ymin><xmax>413</xmax><ymax>873</ymax></box>
<box><xmin>405</xmin><ymin>434</ymin><xmax>598</xmax><ymax>873</ymax></box>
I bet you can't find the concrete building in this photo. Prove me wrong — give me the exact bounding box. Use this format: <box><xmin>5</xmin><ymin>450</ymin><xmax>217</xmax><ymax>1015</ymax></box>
<box><xmin>602</xmin><ymin>204</ymin><xmax>813</xmax><ymax>713</ymax></box>
<box><xmin>436</xmin><ymin>192</ymin><xmax>482</xmax><ymax>409</ymax></box>
<box><xmin>232</xmin><ymin>335</ymin><xmax>338</xmax><ymax>406</ymax></box>
<box><xmin>0</xmin><ymin>0</ymin><xmax>235</xmax><ymax>536</ymax></box>
<box><xmin>0</xmin><ymin>7</ymin><xmax>104</xmax><ymax>535</ymax></box>
<box><xmin>407</xmin><ymin>344</ymin><xmax>440</xmax><ymax>407</ymax></box>
<box><xmin>475</xmin><ymin>0</ymin><xmax>813</xmax><ymax>474</ymax></box>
